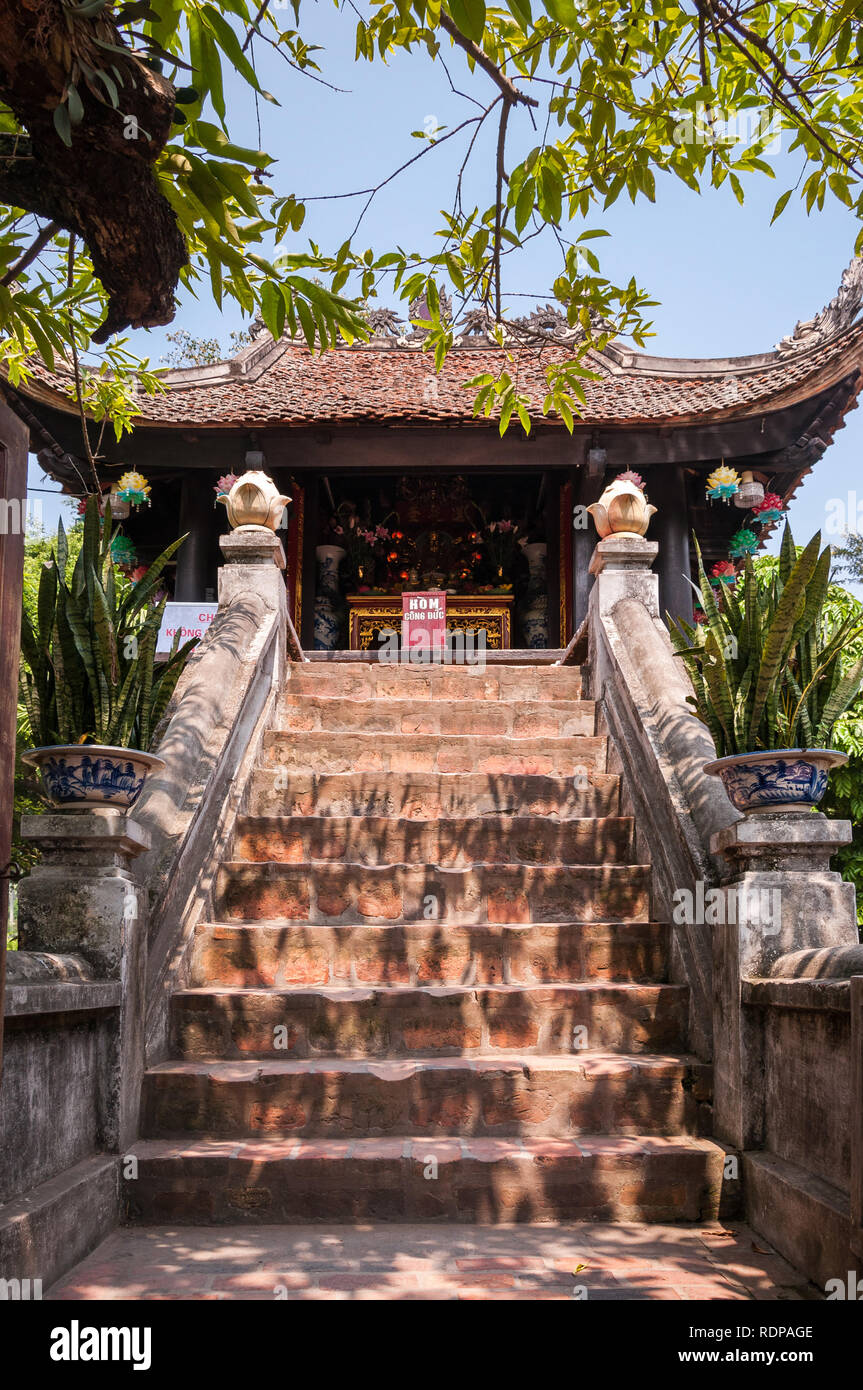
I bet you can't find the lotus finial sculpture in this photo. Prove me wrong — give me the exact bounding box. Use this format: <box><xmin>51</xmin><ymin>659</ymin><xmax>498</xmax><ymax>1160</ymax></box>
<box><xmin>587</xmin><ymin>476</ymin><xmax>656</xmax><ymax>538</ymax></box>
<box><xmin>218</xmin><ymin>470</ymin><xmax>290</xmax><ymax>531</ymax></box>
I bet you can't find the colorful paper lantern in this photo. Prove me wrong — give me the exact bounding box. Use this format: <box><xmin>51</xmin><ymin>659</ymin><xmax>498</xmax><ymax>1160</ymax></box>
<box><xmin>752</xmin><ymin>492</ymin><xmax>785</xmax><ymax>524</ymax></box>
<box><xmin>706</xmin><ymin>464</ymin><xmax>741</xmax><ymax>502</ymax></box>
<box><xmin>728</xmin><ymin>527</ymin><xmax>759</xmax><ymax>558</ymax></box>
<box><xmin>710</xmin><ymin>560</ymin><xmax>737</xmax><ymax>587</ymax></box>
<box><xmin>114</xmin><ymin>471</ymin><xmax>151</xmax><ymax>507</ymax></box>
<box><xmin>110</xmin><ymin>535</ymin><xmax>138</xmax><ymax>569</ymax></box>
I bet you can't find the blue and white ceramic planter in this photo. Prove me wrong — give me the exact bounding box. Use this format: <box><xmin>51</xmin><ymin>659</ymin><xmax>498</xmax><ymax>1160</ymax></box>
<box><xmin>703</xmin><ymin>748</ymin><xmax>847</xmax><ymax>815</ymax></box>
<box><xmin>21</xmin><ymin>745</ymin><xmax>166</xmax><ymax>810</ymax></box>
<box><xmin>313</xmin><ymin>545</ymin><xmax>346</xmax><ymax>651</ymax></box>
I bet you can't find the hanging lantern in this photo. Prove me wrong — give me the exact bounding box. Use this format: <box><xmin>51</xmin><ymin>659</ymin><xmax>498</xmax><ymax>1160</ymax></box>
<box><xmin>710</xmin><ymin>560</ymin><xmax>737</xmax><ymax>587</ymax></box>
<box><xmin>110</xmin><ymin>534</ymin><xmax>138</xmax><ymax>569</ymax></box>
<box><xmin>734</xmin><ymin>470</ymin><xmax>765</xmax><ymax>509</ymax></box>
<box><xmin>728</xmin><ymin>527</ymin><xmax>759</xmax><ymax>559</ymax></box>
<box><xmin>752</xmin><ymin>491</ymin><xmax>785</xmax><ymax>524</ymax></box>
<box><xmin>706</xmin><ymin>464</ymin><xmax>741</xmax><ymax>502</ymax></box>
<box><xmin>113</xmin><ymin>471</ymin><xmax>151</xmax><ymax>509</ymax></box>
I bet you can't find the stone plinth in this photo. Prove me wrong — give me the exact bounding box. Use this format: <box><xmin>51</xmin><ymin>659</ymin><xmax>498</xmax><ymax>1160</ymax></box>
<box><xmin>218</xmin><ymin>527</ymin><xmax>286</xmax><ymax>610</ymax></box>
<box><xmin>710</xmin><ymin>810</ymin><xmax>858</xmax><ymax>1152</ymax></box>
<box><xmin>710</xmin><ymin>812</ymin><xmax>857</xmax><ymax>977</ymax></box>
<box><xmin>16</xmin><ymin>808</ymin><xmax>151</xmax><ymax>1150</ymax></box>
<box><xmin>18</xmin><ymin>809</ymin><xmax>150</xmax><ymax>979</ymax></box>
<box><xmin>588</xmin><ymin>534</ymin><xmax>660</xmax><ymax>619</ymax></box>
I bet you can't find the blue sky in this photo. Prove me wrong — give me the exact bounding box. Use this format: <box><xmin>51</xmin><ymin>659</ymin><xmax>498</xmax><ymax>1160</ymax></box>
<box><xmin>28</xmin><ymin>4</ymin><xmax>863</xmax><ymax>589</ymax></box>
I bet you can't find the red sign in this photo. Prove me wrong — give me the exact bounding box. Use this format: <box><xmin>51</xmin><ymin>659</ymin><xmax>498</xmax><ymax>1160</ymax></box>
<box><xmin>402</xmin><ymin>590</ymin><xmax>446</xmax><ymax>657</ymax></box>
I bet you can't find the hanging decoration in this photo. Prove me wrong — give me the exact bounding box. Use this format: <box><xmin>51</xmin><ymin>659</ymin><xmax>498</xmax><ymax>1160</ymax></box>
<box><xmin>113</xmin><ymin>471</ymin><xmax>151</xmax><ymax>508</ymax></box>
<box><xmin>110</xmin><ymin>535</ymin><xmax>138</xmax><ymax>570</ymax></box>
<box><xmin>710</xmin><ymin>560</ymin><xmax>737</xmax><ymax>587</ymax></box>
<box><xmin>705</xmin><ymin>464</ymin><xmax>741</xmax><ymax>502</ymax></box>
<box><xmin>728</xmin><ymin>527</ymin><xmax>759</xmax><ymax>558</ymax></box>
<box><xmin>214</xmin><ymin>473</ymin><xmax>238</xmax><ymax>500</ymax></box>
<box><xmin>616</xmin><ymin>469</ymin><xmax>645</xmax><ymax>490</ymax></box>
<box><xmin>734</xmin><ymin>470</ymin><xmax>765</xmax><ymax>509</ymax></box>
<box><xmin>752</xmin><ymin>492</ymin><xmax>785</xmax><ymax>525</ymax></box>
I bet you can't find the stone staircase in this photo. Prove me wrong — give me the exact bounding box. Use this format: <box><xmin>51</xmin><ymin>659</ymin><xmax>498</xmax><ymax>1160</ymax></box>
<box><xmin>125</xmin><ymin>661</ymin><xmax>725</xmax><ymax>1225</ymax></box>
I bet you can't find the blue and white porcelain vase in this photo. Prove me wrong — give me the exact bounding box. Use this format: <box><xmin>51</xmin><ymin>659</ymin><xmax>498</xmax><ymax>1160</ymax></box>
<box><xmin>519</xmin><ymin>541</ymin><xmax>549</xmax><ymax>649</ymax></box>
<box><xmin>703</xmin><ymin>748</ymin><xmax>847</xmax><ymax>815</ymax></box>
<box><xmin>314</xmin><ymin>545</ymin><xmax>346</xmax><ymax>650</ymax></box>
<box><xmin>21</xmin><ymin>744</ymin><xmax>165</xmax><ymax>810</ymax></box>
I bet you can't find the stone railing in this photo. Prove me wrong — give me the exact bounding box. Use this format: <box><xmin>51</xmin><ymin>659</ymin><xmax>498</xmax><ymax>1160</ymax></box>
<box><xmin>137</xmin><ymin>528</ymin><xmax>289</xmax><ymax>1060</ymax></box>
<box><xmin>1</xmin><ymin>527</ymin><xmax>291</xmax><ymax>1292</ymax></box>
<box><xmin>583</xmin><ymin>529</ymin><xmax>863</xmax><ymax>1289</ymax></box>
<box><xmin>583</xmin><ymin>534</ymin><xmax>738</xmax><ymax>1060</ymax></box>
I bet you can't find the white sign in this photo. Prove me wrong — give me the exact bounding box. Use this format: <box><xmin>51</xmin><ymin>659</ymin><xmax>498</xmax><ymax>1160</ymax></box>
<box><xmin>157</xmin><ymin>602</ymin><xmax>218</xmax><ymax>654</ymax></box>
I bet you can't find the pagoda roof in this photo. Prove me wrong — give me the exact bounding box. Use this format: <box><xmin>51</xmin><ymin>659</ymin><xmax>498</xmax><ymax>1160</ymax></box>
<box><xmin>9</xmin><ymin>258</ymin><xmax>863</xmax><ymax>435</ymax></box>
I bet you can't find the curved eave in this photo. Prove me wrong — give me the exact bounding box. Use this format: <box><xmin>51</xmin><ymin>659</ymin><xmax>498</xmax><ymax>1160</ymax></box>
<box><xmin>9</xmin><ymin>319</ymin><xmax>863</xmax><ymax>436</ymax></box>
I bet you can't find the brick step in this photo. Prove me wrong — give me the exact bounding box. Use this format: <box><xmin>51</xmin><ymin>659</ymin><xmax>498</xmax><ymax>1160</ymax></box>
<box><xmin>248</xmin><ymin>770</ymin><xmax>621</xmax><ymax>820</ymax></box>
<box><xmin>215</xmin><ymin>862</ymin><xmax>651</xmax><ymax>925</ymax></box>
<box><xmin>190</xmin><ymin>920</ymin><xmax>669</xmax><ymax>989</ymax></box>
<box><xmin>261</xmin><ymin>731</ymin><xmax>608</xmax><ymax>778</ymax></box>
<box><xmin>285</xmin><ymin>665</ymin><xmax>583</xmax><ymax>702</ymax></box>
<box><xmin>275</xmin><ymin>696</ymin><xmax>596</xmax><ymax>738</ymax></box>
<box><xmin>142</xmin><ymin>1053</ymin><xmax>709</xmax><ymax>1140</ymax></box>
<box><xmin>123</xmin><ymin>1135</ymin><xmax>726</xmax><ymax>1224</ymax></box>
<box><xmin>172</xmin><ymin>982</ymin><xmax>688</xmax><ymax>1058</ymax></box>
<box><xmin>231</xmin><ymin>815</ymin><xmax>635</xmax><ymax>868</ymax></box>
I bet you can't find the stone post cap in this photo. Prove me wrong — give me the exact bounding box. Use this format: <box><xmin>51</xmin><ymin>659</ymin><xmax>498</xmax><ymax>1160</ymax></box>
<box><xmin>589</xmin><ymin>534</ymin><xmax>659</xmax><ymax>577</ymax></box>
<box><xmin>20</xmin><ymin>808</ymin><xmax>151</xmax><ymax>857</ymax></box>
<box><xmin>220</xmin><ymin>527</ymin><xmax>286</xmax><ymax>569</ymax></box>
<box><xmin>710</xmin><ymin>810</ymin><xmax>851</xmax><ymax>868</ymax></box>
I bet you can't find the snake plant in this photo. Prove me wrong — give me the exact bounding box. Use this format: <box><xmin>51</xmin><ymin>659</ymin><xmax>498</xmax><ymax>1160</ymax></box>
<box><xmin>669</xmin><ymin>523</ymin><xmax>863</xmax><ymax>757</ymax></box>
<box><xmin>19</xmin><ymin>496</ymin><xmax>195</xmax><ymax>752</ymax></box>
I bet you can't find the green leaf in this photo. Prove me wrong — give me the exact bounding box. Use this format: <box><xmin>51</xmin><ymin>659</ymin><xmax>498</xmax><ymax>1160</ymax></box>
<box><xmin>447</xmin><ymin>0</ymin><xmax>486</xmax><ymax>43</ymax></box>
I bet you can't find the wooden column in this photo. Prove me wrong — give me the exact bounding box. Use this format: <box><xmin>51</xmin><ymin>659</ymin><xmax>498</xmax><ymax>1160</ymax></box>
<box><xmin>0</xmin><ymin>397</ymin><xmax>29</xmax><ymax>1072</ymax></box>
<box><xmin>175</xmin><ymin>473</ymin><xmax>214</xmax><ymax>601</ymax></box>
<box><xmin>573</xmin><ymin>466</ymin><xmax>599</xmax><ymax>630</ymax></box>
<box><xmin>543</xmin><ymin>471</ymin><xmax>560</xmax><ymax>649</ymax></box>
<box><xmin>649</xmin><ymin>465</ymin><xmax>694</xmax><ymax>626</ymax></box>
<box><xmin>300</xmin><ymin>474</ymin><xmax>319</xmax><ymax>650</ymax></box>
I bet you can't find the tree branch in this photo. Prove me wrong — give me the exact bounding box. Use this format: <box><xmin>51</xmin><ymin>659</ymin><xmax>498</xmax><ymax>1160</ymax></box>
<box><xmin>0</xmin><ymin>219</ymin><xmax>59</xmax><ymax>287</ymax></box>
<box><xmin>493</xmin><ymin>99</ymin><xmax>511</xmax><ymax>322</ymax></box>
<box><xmin>438</xmin><ymin>15</ymin><xmax>539</xmax><ymax>108</ymax></box>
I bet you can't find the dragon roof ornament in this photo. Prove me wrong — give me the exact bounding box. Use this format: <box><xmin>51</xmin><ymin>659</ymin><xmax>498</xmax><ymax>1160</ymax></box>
<box><xmin>359</xmin><ymin>298</ymin><xmax>607</xmax><ymax>347</ymax></box>
<box><xmin>776</xmin><ymin>254</ymin><xmax>863</xmax><ymax>355</ymax></box>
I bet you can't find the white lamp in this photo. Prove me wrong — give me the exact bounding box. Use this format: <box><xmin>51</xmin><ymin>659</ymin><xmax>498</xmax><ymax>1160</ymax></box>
<box><xmin>734</xmin><ymin>470</ymin><xmax>765</xmax><ymax>509</ymax></box>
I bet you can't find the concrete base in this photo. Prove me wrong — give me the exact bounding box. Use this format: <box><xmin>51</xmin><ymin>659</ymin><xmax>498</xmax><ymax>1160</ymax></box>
<box><xmin>0</xmin><ymin>1154</ymin><xmax>118</xmax><ymax>1292</ymax></box>
<box><xmin>744</xmin><ymin>1151</ymin><xmax>861</xmax><ymax>1292</ymax></box>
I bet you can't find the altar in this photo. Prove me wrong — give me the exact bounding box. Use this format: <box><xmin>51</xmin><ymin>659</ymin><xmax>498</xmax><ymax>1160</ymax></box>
<box><xmin>347</xmin><ymin>594</ymin><xmax>513</xmax><ymax>651</ymax></box>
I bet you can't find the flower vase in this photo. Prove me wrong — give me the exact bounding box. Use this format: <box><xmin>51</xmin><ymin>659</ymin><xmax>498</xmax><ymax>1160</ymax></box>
<box><xmin>519</xmin><ymin>541</ymin><xmax>548</xmax><ymax>648</ymax></box>
<box><xmin>314</xmin><ymin>545</ymin><xmax>346</xmax><ymax>650</ymax></box>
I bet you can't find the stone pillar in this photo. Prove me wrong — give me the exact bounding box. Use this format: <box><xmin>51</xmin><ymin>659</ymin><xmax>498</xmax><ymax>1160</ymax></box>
<box><xmin>649</xmin><ymin>465</ymin><xmax>694</xmax><ymax>626</ymax></box>
<box><xmin>588</xmin><ymin>532</ymin><xmax>660</xmax><ymax>618</ymax></box>
<box><xmin>175</xmin><ymin>474</ymin><xmax>215</xmax><ymax>601</ymax></box>
<box><xmin>219</xmin><ymin>526</ymin><xmax>287</xmax><ymax>607</ymax></box>
<box><xmin>710</xmin><ymin>813</ymin><xmax>857</xmax><ymax>1151</ymax></box>
<box><xmin>17</xmin><ymin>809</ymin><xmax>151</xmax><ymax>1150</ymax></box>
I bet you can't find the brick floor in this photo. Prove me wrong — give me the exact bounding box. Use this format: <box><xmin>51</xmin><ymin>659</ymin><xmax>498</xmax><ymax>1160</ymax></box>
<box><xmin>47</xmin><ymin>1221</ymin><xmax>822</xmax><ymax>1301</ymax></box>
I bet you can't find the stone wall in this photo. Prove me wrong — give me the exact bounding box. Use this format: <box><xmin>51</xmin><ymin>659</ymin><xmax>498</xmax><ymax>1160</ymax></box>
<box><xmin>584</xmin><ymin>531</ymin><xmax>863</xmax><ymax>1291</ymax></box>
<box><xmin>0</xmin><ymin>529</ymin><xmax>289</xmax><ymax>1293</ymax></box>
